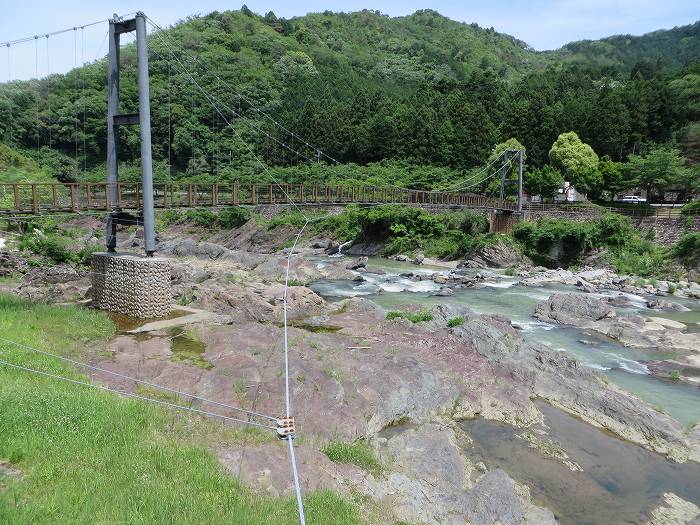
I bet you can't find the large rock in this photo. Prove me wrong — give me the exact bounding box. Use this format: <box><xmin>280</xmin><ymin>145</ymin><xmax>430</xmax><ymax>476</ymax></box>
<box><xmin>535</xmin><ymin>294</ymin><xmax>700</xmax><ymax>353</ymax></box>
<box><xmin>646</xmin><ymin>493</ymin><xmax>700</xmax><ymax>525</ymax></box>
<box><xmin>460</xmin><ymin>240</ymin><xmax>531</xmax><ymax>269</ymax></box>
<box><xmin>346</xmin><ymin>256</ymin><xmax>368</xmax><ymax>270</ymax></box>
<box><xmin>157</xmin><ymin>238</ymin><xmax>264</xmax><ymax>269</ymax></box>
<box><xmin>647</xmin><ymin>299</ymin><xmax>691</xmax><ymax>312</ymax></box>
<box><xmin>0</xmin><ymin>251</ymin><xmax>27</xmax><ymax>276</ymax></box>
<box><xmin>364</xmin><ymin>424</ymin><xmax>556</xmax><ymax>525</ymax></box>
<box><xmin>534</xmin><ymin>293</ymin><xmax>615</xmax><ymax>325</ymax></box>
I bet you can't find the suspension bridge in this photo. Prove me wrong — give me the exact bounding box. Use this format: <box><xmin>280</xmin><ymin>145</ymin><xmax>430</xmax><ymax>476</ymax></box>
<box><xmin>0</xmin><ymin>181</ymin><xmax>518</xmax><ymax>214</ymax></box>
<box><xmin>0</xmin><ymin>12</ymin><xmax>526</xmax><ymax>525</ymax></box>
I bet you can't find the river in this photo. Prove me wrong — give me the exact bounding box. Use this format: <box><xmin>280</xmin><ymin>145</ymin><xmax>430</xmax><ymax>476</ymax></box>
<box><xmin>310</xmin><ymin>256</ymin><xmax>700</xmax><ymax>427</ymax></box>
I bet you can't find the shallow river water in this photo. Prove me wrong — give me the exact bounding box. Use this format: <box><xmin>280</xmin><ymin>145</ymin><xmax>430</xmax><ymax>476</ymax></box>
<box><xmin>463</xmin><ymin>401</ymin><xmax>700</xmax><ymax>525</ymax></box>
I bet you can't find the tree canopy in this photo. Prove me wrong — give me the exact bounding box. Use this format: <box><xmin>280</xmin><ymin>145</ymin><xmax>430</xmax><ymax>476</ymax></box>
<box><xmin>549</xmin><ymin>132</ymin><xmax>601</xmax><ymax>196</ymax></box>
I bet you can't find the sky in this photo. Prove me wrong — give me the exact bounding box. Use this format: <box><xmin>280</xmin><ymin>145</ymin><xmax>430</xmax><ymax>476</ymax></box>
<box><xmin>1</xmin><ymin>0</ymin><xmax>698</xmax><ymax>81</ymax></box>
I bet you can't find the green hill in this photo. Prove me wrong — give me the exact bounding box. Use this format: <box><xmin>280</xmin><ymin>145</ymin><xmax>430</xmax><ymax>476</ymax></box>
<box><xmin>0</xmin><ymin>7</ymin><xmax>697</xmax><ymax>184</ymax></box>
<box><xmin>546</xmin><ymin>21</ymin><xmax>700</xmax><ymax>76</ymax></box>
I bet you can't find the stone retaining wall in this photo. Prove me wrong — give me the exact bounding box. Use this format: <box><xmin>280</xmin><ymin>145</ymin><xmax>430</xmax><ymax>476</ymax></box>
<box><xmin>525</xmin><ymin>209</ymin><xmax>699</xmax><ymax>245</ymax></box>
<box><xmin>91</xmin><ymin>252</ymin><xmax>171</xmax><ymax>318</ymax></box>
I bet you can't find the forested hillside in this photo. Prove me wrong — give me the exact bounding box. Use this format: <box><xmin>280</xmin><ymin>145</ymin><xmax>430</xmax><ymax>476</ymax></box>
<box><xmin>0</xmin><ymin>7</ymin><xmax>697</xmax><ymax>200</ymax></box>
<box><xmin>547</xmin><ymin>21</ymin><xmax>700</xmax><ymax>76</ymax></box>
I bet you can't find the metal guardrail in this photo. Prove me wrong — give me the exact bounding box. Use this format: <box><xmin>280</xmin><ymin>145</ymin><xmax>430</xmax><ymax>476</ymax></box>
<box><xmin>0</xmin><ymin>182</ymin><xmax>517</xmax><ymax>215</ymax></box>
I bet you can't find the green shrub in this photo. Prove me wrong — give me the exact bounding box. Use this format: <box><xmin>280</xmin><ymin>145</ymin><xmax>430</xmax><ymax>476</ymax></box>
<box><xmin>681</xmin><ymin>200</ymin><xmax>700</xmax><ymax>215</ymax></box>
<box><xmin>267</xmin><ymin>209</ymin><xmax>308</xmax><ymax>230</ymax></box>
<box><xmin>19</xmin><ymin>231</ymin><xmax>73</xmax><ymax>264</ymax></box>
<box><xmin>386</xmin><ymin>309</ymin><xmax>433</xmax><ymax>323</ymax></box>
<box><xmin>512</xmin><ymin>218</ymin><xmax>598</xmax><ymax>266</ymax></box>
<box><xmin>596</xmin><ymin>212</ymin><xmax>635</xmax><ymax>248</ymax></box>
<box><xmin>322</xmin><ymin>440</ymin><xmax>382</xmax><ymax>474</ymax></box>
<box><xmin>504</xmin><ymin>267</ymin><xmax>516</xmax><ymax>276</ymax></box>
<box><xmin>610</xmin><ymin>241</ymin><xmax>669</xmax><ymax>277</ymax></box>
<box><xmin>672</xmin><ymin>232</ymin><xmax>700</xmax><ymax>267</ymax></box>
<box><xmin>217</xmin><ymin>207</ymin><xmax>251</xmax><ymax>229</ymax></box>
<box><xmin>317</xmin><ymin>205</ymin><xmax>490</xmax><ymax>260</ymax></box>
<box><xmin>447</xmin><ymin>316</ymin><xmax>464</xmax><ymax>328</ymax></box>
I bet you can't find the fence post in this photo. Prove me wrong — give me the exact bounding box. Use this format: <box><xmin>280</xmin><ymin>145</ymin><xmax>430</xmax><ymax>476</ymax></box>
<box><xmin>13</xmin><ymin>184</ymin><xmax>19</xmax><ymax>211</ymax></box>
<box><xmin>69</xmin><ymin>185</ymin><xmax>77</xmax><ymax>211</ymax></box>
<box><xmin>31</xmin><ymin>184</ymin><xmax>38</xmax><ymax>213</ymax></box>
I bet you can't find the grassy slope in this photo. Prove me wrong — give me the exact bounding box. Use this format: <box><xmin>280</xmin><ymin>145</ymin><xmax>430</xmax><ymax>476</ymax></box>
<box><xmin>0</xmin><ymin>294</ymin><xmax>361</xmax><ymax>524</ymax></box>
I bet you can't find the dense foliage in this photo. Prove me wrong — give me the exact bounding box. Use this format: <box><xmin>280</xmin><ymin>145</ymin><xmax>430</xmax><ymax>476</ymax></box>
<box><xmin>316</xmin><ymin>204</ymin><xmax>490</xmax><ymax>258</ymax></box>
<box><xmin>511</xmin><ymin>213</ymin><xmax>688</xmax><ymax>276</ymax></box>
<box><xmin>0</xmin><ymin>8</ymin><xmax>697</xmax><ymax>201</ymax></box>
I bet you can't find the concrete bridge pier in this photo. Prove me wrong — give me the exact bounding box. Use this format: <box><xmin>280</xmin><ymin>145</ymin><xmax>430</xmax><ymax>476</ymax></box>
<box><xmin>91</xmin><ymin>252</ymin><xmax>171</xmax><ymax>318</ymax></box>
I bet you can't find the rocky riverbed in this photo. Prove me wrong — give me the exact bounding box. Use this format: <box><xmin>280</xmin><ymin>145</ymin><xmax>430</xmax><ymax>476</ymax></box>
<box><xmin>1</xmin><ymin>222</ymin><xmax>700</xmax><ymax>524</ymax></box>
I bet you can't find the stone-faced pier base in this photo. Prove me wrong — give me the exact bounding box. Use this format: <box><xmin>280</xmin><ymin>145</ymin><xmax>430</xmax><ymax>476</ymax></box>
<box><xmin>91</xmin><ymin>252</ymin><xmax>171</xmax><ymax>318</ymax></box>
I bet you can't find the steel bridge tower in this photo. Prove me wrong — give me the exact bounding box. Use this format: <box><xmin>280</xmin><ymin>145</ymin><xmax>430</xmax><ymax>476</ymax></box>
<box><xmin>105</xmin><ymin>12</ymin><xmax>156</xmax><ymax>256</ymax></box>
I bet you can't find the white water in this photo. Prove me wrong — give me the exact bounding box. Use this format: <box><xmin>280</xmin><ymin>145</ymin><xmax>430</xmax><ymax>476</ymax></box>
<box><xmin>310</xmin><ymin>256</ymin><xmax>700</xmax><ymax>426</ymax></box>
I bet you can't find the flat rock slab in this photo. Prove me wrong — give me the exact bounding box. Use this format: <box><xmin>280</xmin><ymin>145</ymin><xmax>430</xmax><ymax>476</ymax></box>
<box><xmin>126</xmin><ymin>307</ymin><xmax>224</xmax><ymax>334</ymax></box>
<box><xmin>647</xmin><ymin>317</ymin><xmax>688</xmax><ymax>331</ymax></box>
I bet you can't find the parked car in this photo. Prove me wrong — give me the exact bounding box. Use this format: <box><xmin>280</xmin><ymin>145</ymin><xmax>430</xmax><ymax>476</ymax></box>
<box><xmin>619</xmin><ymin>195</ymin><xmax>647</xmax><ymax>204</ymax></box>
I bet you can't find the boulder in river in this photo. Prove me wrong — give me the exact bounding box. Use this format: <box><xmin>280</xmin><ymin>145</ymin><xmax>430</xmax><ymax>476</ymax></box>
<box><xmin>431</xmin><ymin>272</ymin><xmax>448</xmax><ymax>284</ymax></box>
<box><xmin>346</xmin><ymin>256</ymin><xmax>368</xmax><ymax>270</ymax></box>
<box><xmin>647</xmin><ymin>298</ymin><xmax>691</xmax><ymax>312</ymax></box>
<box><xmin>535</xmin><ymin>293</ymin><xmax>700</xmax><ymax>353</ymax></box>
<box><xmin>645</xmin><ymin>492</ymin><xmax>700</xmax><ymax>525</ymax></box>
<box><xmin>535</xmin><ymin>293</ymin><xmax>615</xmax><ymax>325</ymax></box>
<box><xmin>412</xmin><ymin>252</ymin><xmax>425</xmax><ymax>265</ymax></box>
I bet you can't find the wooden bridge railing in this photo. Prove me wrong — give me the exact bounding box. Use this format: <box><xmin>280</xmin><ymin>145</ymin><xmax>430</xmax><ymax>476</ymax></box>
<box><xmin>0</xmin><ymin>182</ymin><xmax>517</xmax><ymax>215</ymax></box>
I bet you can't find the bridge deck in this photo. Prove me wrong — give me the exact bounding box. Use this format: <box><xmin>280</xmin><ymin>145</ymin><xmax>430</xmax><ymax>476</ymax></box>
<box><xmin>0</xmin><ymin>182</ymin><xmax>516</xmax><ymax>215</ymax></box>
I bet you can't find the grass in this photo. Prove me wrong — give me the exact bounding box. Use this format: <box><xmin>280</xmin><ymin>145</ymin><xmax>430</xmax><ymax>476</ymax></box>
<box><xmin>322</xmin><ymin>440</ymin><xmax>383</xmax><ymax>475</ymax></box>
<box><xmin>0</xmin><ymin>293</ymin><xmax>363</xmax><ymax>524</ymax></box>
<box><xmin>670</xmin><ymin>370</ymin><xmax>680</xmax><ymax>382</ymax></box>
<box><xmin>322</xmin><ymin>366</ymin><xmax>344</xmax><ymax>382</ymax></box>
<box><xmin>386</xmin><ymin>309</ymin><xmax>433</xmax><ymax>323</ymax></box>
<box><xmin>447</xmin><ymin>316</ymin><xmax>464</xmax><ymax>328</ymax></box>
